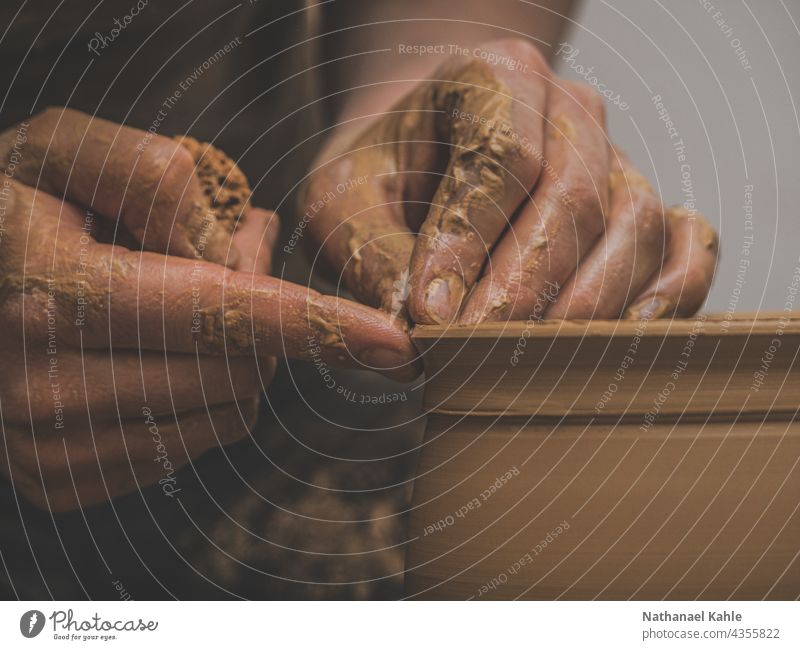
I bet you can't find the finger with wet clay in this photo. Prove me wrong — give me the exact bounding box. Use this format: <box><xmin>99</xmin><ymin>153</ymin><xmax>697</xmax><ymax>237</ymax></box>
<box><xmin>407</xmin><ymin>40</ymin><xmax>552</xmax><ymax>324</ymax></box>
<box><xmin>307</xmin><ymin>41</ymin><xmax>550</xmax><ymax>320</ymax></box>
<box><xmin>460</xmin><ymin>80</ymin><xmax>608</xmax><ymax>323</ymax></box>
<box><xmin>546</xmin><ymin>152</ymin><xmax>665</xmax><ymax>320</ymax></box>
<box><xmin>303</xmin><ymin>156</ymin><xmax>416</xmax><ymax>316</ymax></box>
<box><xmin>624</xmin><ymin>206</ymin><xmax>719</xmax><ymax>319</ymax></box>
<box><xmin>2</xmin><ymin>182</ymin><xmax>419</xmax><ymax>381</ymax></box>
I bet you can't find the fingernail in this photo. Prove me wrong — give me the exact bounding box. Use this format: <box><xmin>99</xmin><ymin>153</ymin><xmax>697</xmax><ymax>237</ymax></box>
<box><xmin>359</xmin><ymin>347</ymin><xmax>422</xmax><ymax>382</ymax></box>
<box><xmin>626</xmin><ymin>296</ymin><xmax>672</xmax><ymax>320</ymax></box>
<box><xmin>361</xmin><ymin>347</ymin><xmax>406</xmax><ymax>368</ymax></box>
<box><xmin>421</xmin><ymin>273</ymin><xmax>465</xmax><ymax>324</ymax></box>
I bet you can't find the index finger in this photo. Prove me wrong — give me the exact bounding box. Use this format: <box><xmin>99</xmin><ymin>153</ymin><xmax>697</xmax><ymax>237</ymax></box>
<box><xmin>406</xmin><ymin>40</ymin><xmax>551</xmax><ymax>324</ymax></box>
<box><xmin>53</xmin><ymin>244</ymin><xmax>421</xmax><ymax>382</ymax></box>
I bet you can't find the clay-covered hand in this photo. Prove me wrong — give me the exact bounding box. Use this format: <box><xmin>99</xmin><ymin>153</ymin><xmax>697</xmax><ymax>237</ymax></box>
<box><xmin>0</xmin><ymin>108</ymin><xmax>417</xmax><ymax>511</ymax></box>
<box><xmin>304</xmin><ymin>39</ymin><xmax>718</xmax><ymax>324</ymax></box>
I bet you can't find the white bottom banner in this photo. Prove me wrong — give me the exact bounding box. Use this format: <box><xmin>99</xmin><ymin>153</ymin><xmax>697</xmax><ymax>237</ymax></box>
<box><xmin>1</xmin><ymin>601</ymin><xmax>797</xmax><ymax>648</ymax></box>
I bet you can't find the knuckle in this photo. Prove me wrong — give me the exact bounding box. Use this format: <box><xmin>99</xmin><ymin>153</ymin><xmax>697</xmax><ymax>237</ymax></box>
<box><xmin>571</xmin><ymin>180</ymin><xmax>600</xmax><ymax>209</ymax></box>
<box><xmin>139</xmin><ymin>137</ymin><xmax>195</xmax><ymax>189</ymax></box>
<box><xmin>160</xmin><ymin>140</ymin><xmax>197</xmax><ymax>186</ymax></box>
<box><xmin>303</xmin><ymin>162</ymin><xmax>354</xmax><ymax>213</ymax></box>
<box><xmin>562</xmin><ymin>178</ymin><xmax>604</xmax><ymax>221</ymax></box>
<box><xmin>481</xmin><ymin>38</ymin><xmax>548</xmax><ymax>72</ymax></box>
<box><xmin>637</xmin><ymin>200</ymin><xmax>667</xmax><ymax>246</ymax></box>
<box><xmin>557</xmin><ymin>81</ymin><xmax>606</xmax><ymax>126</ymax></box>
<box><xmin>29</xmin><ymin>107</ymin><xmax>60</xmax><ymax>134</ymax></box>
<box><xmin>27</xmin><ymin>107</ymin><xmax>80</xmax><ymax>146</ymax></box>
<box><xmin>569</xmin><ymin>81</ymin><xmax>605</xmax><ymax>110</ymax></box>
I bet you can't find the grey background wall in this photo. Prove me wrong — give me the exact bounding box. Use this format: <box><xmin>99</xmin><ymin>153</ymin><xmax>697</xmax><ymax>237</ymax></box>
<box><xmin>555</xmin><ymin>0</ymin><xmax>800</xmax><ymax>314</ymax></box>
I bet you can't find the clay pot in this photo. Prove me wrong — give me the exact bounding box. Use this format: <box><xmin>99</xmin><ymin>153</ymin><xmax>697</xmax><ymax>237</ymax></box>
<box><xmin>405</xmin><ymin>316</ymin><xmax>800</xmax><ymax>599</ymax></box>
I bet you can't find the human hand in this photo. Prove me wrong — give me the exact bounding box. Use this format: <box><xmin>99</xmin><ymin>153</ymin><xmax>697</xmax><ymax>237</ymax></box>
<box><xmin>0</xmin><ymin>109</ymin><xmax>417</xmax><ymax>511</ymax></box>
<box><xmin>303</xmin><ymin>39</ymin><xmax>718</xmax><ymax>324</ymax></box>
